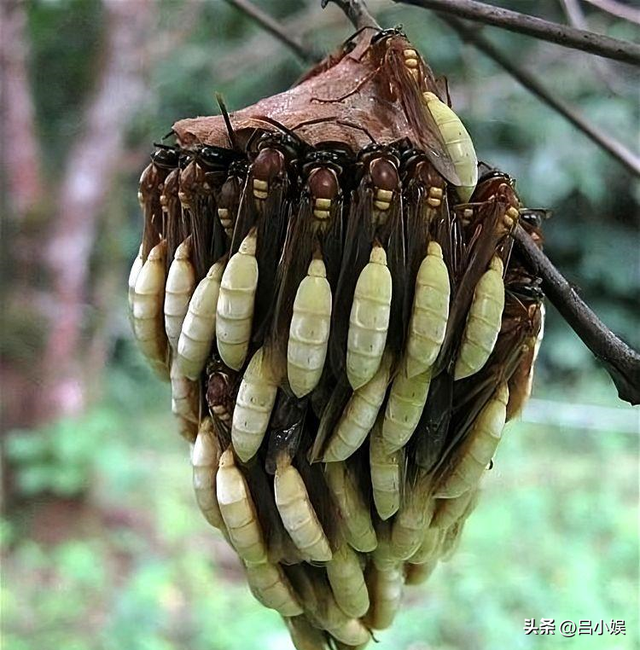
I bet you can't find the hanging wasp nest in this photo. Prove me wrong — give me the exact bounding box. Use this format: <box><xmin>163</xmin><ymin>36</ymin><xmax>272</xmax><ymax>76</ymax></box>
<box><xmin>130</xmin><ymin>27</ymin><xmax>545</xmax><ymax>650</ymax></box>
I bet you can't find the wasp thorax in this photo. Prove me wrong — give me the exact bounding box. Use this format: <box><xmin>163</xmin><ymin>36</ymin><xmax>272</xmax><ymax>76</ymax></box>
<box><xmin>217</xmin><ymin>175</ymin><xmax>242</xmax><ymax>237</ymax></box>
<box><xmin>308</xmin><ymin>167</ymin><xmax>339</xmax><ymax>220</ymax></box>
<box><xmin>403</xmin><ymin>48</ymin><xmax>420</xmax><ymax>80</ymax></box>
<box><xmin>252</xmin><ymin>148</ymin><xmax>286</xmax><ymax>200</ymax></box>
<box><xmin>207</xmin><ymin>372</ymin><xmax>232</xmax><ymax>423</ymax></box>
<box><xmin>178</xmin><ymin>160</ymin><xmax>201</xmax><ymax>208</ymax></box>
<box><xmin>160</xmin><ymin>169</ymin><xmax>179</xmax><ymax>211</ymax></box>
<box><xmin>370</xmin><ymin>157</ymin><xmax>399</xmax><ymax>215</ymax></box>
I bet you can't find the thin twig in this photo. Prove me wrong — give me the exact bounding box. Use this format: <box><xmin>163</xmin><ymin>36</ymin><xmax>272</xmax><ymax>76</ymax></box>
<box><xmin>441</xmin><ymin>15</ymin><xmax>640</xmax><ymax>177</ymax></box>
<box><xmin>223</xmin><ymin>0</ymin><xmax>320</xmax><ymax>62</ymax></box>
<box><xmin>584</xmin><ymin>0</ymin><xmax>640</xmax><ymax>26</ymax></box>
<box><xmin>393</xmin><ymin>0</ymin><xmax>640</xmax><ymax>65</ymax></box>
<box><xmin>513</xmin><ymin>224</ymin><xmax>640</xmax><ymax>405</ymax></box>
<box><xmin>322</xmin><ymin>0</ymin><xmax>381</xmax><ymax>30</ymax></box>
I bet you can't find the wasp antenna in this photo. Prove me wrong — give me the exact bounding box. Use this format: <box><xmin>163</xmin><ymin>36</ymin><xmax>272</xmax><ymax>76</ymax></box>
<box><xmin>215</xmin><ymin>92</ymin><xmax>239</xmax><ymax>151</ymax></box>
<box><xmin>335</xmin><ymin>119</ymin><xmax>375</xmax><ymax>143</ymax></box>
<box><xmin>253</xmin><ymin>115</ymin><xmax>298</xmax><ymax>140</ymax></box>
<box><xmin>161</xmin><ymin>129</ymin><xmax>176</xmax><ymax>142</ymax></box>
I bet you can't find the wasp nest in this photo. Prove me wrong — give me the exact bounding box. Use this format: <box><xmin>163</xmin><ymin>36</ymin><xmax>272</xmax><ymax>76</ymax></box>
<box><xmin>129</xmin><ymin>28</ymin><xmax>545</xmax><ymax>649</ymax></box>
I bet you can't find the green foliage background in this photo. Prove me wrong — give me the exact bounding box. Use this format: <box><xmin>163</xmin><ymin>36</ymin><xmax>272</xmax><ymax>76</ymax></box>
<box><xmin>2</xmin><ymin>1</ymin><xmax>638</xmax><ymax>649</ymax></box>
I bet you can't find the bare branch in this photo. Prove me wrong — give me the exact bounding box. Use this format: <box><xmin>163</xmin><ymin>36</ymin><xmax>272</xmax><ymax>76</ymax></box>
<box><xmin>223</xmin><ymin>0</ymin><xmax>320</xmax><ymax>63</ymax></box>
<box><xmin>392</xmin><ymin>0</ymin><xmax>640</xmax><ymax>65</ymax></box>
<box><xmin>321</xmin><ymin>0</ymin><xmax>380</xmax><ymax>30</ymax></box>
<box><xmin>584</xmin><ymin>0</ymin><xmax>640</xmax><ymax>26</ymax></box>
<box><xmin>513</xmin><ymin>224</ymin><xmax>640</xmax><ymax>406</ymax></box>
<box><xmin>0</xmin><ymin>0</ymin><xmax>44</xmax><ymax>218</ymax></box>
<box><xmin>440</xmin><ymin>15</ymin><xmax>640</xmax><ymax>177</ymax></box>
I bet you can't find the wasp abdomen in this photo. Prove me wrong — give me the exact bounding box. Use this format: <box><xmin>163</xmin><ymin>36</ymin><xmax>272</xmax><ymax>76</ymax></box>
<box><xmin>164</xmin><ymin>238</ymin><xmax>196</xmax><ymax>353</ymax></box>
<box><xmin>365</xmin><ymin>564</ymin><xmax>404</xmax><ymax>631</ymax></box>
<box><xmin>216</xmin><ymin>448</ymin><xmax>268</xmax><ymax>564</ymax></box>
<box><xmin>346</xmin><ymin>245</ymin><xmax>392</xmax><ymax>390</ymax></box>
<box><xmin>326</xmin><ymin>542</ymin><xmax>370</xmax><ymax>618</ymax></box>
<box><xmin>192</xmin><ymin>418</ymin><xmax>224</xmax><ymax>529</ymax></box>
<box><xmin>132</xmin><ymin>239</ymin><xmax>169</xmax><ymax>379</ymax></box>
<box><xmin>274</xmin><ymin>462</ymin><xmax>333</xmax><ymax>562</ymax></box>
<box><xmin>382</xmin><ymin>364</ymin><xmax>432</xmax><ymax>454</ymax></box>
<box><xmin>323</xmin><ymin>351</ymin><xmax>392</xmax><ymax>462</ymax></box>
<box><xmin>244</xmin><ymin>562</ymin><xmax>303</xmax><ymax>616</ymax></box>
<box><xmin>406</xmin><ymin>241</ymin><xmax>450</xmax><ymax>378</ymax></box>
<box><xmin>391</xmin><ymin>474</ymin><xmax>435</xmax><ymax>560</ymax></box>
<box><xmin>216</xmin><ymin>230</ymin><xmax>259</xmax><ymax>370</ymax></box>
<box><xmin>436</xmin><ymin>383</ymin><xmax>509</xmax><ymax>499</ymax></box>
<box><xmin>423</xmin><ymin>91</ymin><xmax>478</xmax><ymax>202</ymax></box>
<box><xmin>176</xmin><ymin>259</ymin><xmax>225</xmax><ymax>380</ymax></box>
<box><xmin>287</xmin><ymin>258</ymin><xmax>332</xmax><ymax>398</ymax></box>
<box><xmin>231</xmin><ymin>347</ymin><xmax>278</xmax><ymax>462</ymax></box>
<box><xmin>170</xmin><ymin>359</ymin><xmax>199</xmax><ymax>425</ymax></box>
<box><xmin>324</xmin><ymin>462</ymin><xmax>377</xmax><ymax>553</ymax></box>
<box><xmin>454</xmin><ymin>255</ymin><xmax>505</xmax><ymax>380</ymax></box>
<box><xmin>370</xmin><ymin>422</ymin><xmax>403</xmax><ymax>520</ymax></box>
<box><xmin>127</xmin><ymin>245</ymin><xmax>144</xmax><ymax>315</ymax></box>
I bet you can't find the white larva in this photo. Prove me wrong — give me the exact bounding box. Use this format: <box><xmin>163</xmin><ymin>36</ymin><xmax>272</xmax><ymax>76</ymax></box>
<box><xmin>192</xmin><ymin>418</ymin><xmax>223</xmax><ymax>529</ymax></box>
<box><xmin>405</xmin><ymin>241</ymin><xmax>450</xmax><ymax>379</ymax></box>
<box><xmin>216</xmin><ymin>448</ymin><xmax>267</xmax><ymax>564</ymax></box>
<box><xmin>231</xmin><ymin>347</ymin><xmax>278</xmax><ymax>462</ymax></box>
<box><xmin>326</xmin><ymin>542</ymin><xmax>370</xmax><ymax>618</ymax></box>
<box><xmin>216</xmin><ymin>231</ymin><xmax>259</xmax><ymax>370</ymax></box>
<box><xmin>274</xmin><ymin>462</ymin><xmax>332</xmax><ymax>562</ymax></box>
<box><xmin>131</xmin><ymin>239</ymin><xmax>168</xmax><ymax>379</ymax></box>
<box><xmin>324</xmin><ymin>462</ymin><xmax>377</xmax><ymax>553</ymax></box>
<box><xmin>435</xmin><ymin>382</ymin><xmax>509</xmax><ymax>499</ymax></box>
<box><xmin>323</xmin><ymin>351</ymin><xmax>393</xmax><ymax>462</ymax></box>
<box><xmin>287</xmin><ymin>258</ymin><xmax>332</xmax><ymax>398</ymax></box>
<box><xmin>164</xmin><ymin>238</ymin><xmax>196</xmax><ymax>353</ymax></box>
<box><xmin>176</xmin><ymin>259</ymin><xmax>225</xmax><ymax>380</ymax></box>
<box><xmin>454</xmin><ymin>255</ymin><xmax>505</xmax><ymax>381</ymax></box>
<box><xmin>382</xmin><ymin>361</ymin><xmax>432</xmax><ymax>454</ymax></box>
<box><xmin>423</xmin><ymin>91</ymin><xmax>478</xmax><ymax>202</ymax></box>
<box><xmin>244</xmin><ymin>562</ymin><xmax>303</xmax><ymax>616</ymax></box>
<box><xmin>346</xmin><ymin>245</ymin><xmax>392</xmax><ymax>390</ymax></box>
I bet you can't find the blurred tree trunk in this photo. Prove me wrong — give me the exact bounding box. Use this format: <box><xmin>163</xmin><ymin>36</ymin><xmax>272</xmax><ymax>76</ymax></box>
<box><xmin>1</xmin><ymin>0</ymin><xmax>153</xmax><ymax>506</ymax></box>
<box><xmin>41</xmin><ymin>0</ymin><xmax>152</xmax><ymax>420</ymax></box>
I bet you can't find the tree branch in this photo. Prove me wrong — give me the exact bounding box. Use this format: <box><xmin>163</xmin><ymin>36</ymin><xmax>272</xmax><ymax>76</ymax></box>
<box><xmin>223</xmin><ymin>0</ymin><xmax>321</xmax><ymax>63</ymax></box>
<box><xmin>513</xmin><ymin>225</ymin><xmax>640</xmax><ymax>405</ymax></box>
<box><xmin>584</xmin><ymin>0</ymin><xmax>640</xmax><ymax>26</ymax></box>
<box><xmin>321</xmin><ymin>0</ymin><xmax>380</xmax><ymax>30</ymax></box>
<box><xmin>392</xmin><ymin>0</ymin><xmax>640</xmax><ymax>65</ymax></box>
<box><xmin>215</xmin><ymin>0</ymin><xmax>640</xmax><ymax>404</ymax></box>
<box><xmin>440</xmin><ymin>15</ymin><xmax>640</xmax><ymax>178</ymax></box>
